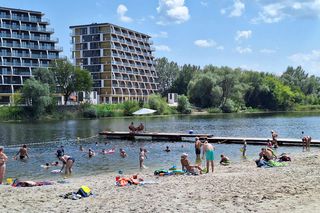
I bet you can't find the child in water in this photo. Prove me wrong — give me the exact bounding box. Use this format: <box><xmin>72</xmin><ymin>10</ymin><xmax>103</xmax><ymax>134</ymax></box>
<box><xmin>120</xmin><ymin>148</ymin><xmax>127</xmax><ymax>158</ymax></box>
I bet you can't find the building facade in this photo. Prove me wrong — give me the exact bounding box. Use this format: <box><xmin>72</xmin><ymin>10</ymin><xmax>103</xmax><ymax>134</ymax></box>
<box><xmin>70</xmin><ymin>23</ymin><xmax>158</xmax><ymax>104</ymax></box>
<box><xmin>0</xmin><ymin>7</ymin><xmax>61</xmax><ymax>104</ymax></box>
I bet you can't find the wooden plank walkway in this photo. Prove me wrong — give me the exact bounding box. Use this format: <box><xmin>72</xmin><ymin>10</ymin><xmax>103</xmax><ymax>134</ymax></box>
<box><xmin>99</xmin><ymin>131</ymin><xmax>212</xmax><ymax>141</ymax></box>
<box><xmin>208</xmin><ymin>137</ymin><xmax>320</xmax><ymax>147</ymax></box>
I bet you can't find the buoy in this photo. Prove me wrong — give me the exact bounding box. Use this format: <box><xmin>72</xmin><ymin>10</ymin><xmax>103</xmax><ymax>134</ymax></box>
<box><xmin>189</xmin><ymin>130</ymin><xmax>194</xmax><ymax>134</ymax></box>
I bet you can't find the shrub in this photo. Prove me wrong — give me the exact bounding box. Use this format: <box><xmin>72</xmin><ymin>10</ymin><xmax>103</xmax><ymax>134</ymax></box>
<box><xmin>177</xmin><ymin>95</ymin><xmax>192</xmax><ymax>114</ymax></box>
<box><xmin>83</xmin><ymin>107</ymin><xmax>97</xmax><ymax>118</ymax></box>
<box><xmin>220</xmin><ymin>99</ymin><xmax>236</xmax><ymax>113</ymax></box>
<box><xmin>148</xmin><ymin>94</ymin><xmax>167</xmax><ymax>115</ymax></box>
<box><xmin>123</xmin><ymin>101</ymin><xmax>140</xmax><ymax>116</ymax></box>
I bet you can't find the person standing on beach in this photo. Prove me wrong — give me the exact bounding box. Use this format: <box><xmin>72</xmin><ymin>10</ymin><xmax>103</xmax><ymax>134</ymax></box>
<box><xmin>195</xmin><ymin>137</ymin><xmax>202</xmax><ymax>165</ymax></box>
<box><xmin>0</xmin><ymin>147</ymin><xmax>8</xmax><ymax>184</ymax></box>
<box><xmin>139</xmin><ymin>148</ymin><xmax>147</xmax><ymax>169</ymax></box>
<box><xmin>202</xmin><ymin>141</ymin><xmax>215</xmax><ymax>173</ymax></box>
<box><xmin>14</xmin><ymin>144</ymin><xmax>29</xmax><ymax>160</ymax></box>
<box><xmin>242</xmin><ymin>140</ymin><xmax>247</xmax><ymax>157</ymax></box>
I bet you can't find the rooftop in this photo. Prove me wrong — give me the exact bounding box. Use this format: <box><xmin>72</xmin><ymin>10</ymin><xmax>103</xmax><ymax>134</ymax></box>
<box><xmin>69</xmin><ymin>22</ymin><xmax>150</xmax><ymax>38</ymax></box>
<box><xmin>0</xmin><ymin>6</ymin><xmax>43</xmax><ymax>15</ymax></box>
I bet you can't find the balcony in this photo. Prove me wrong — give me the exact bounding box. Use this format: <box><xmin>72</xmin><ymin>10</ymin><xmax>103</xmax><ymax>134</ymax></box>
<box><xmin>0</xmin><ymin>14</ymin><xmax>49</xmax><ymax>23</ymax></box>
<box><xmin>0</xmin><ymin>24</ymin><xmax>54</xmax><ymax>33</ymax></box>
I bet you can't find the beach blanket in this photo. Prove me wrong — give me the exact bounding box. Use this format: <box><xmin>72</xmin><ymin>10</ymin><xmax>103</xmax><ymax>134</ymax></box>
<box><xmin>12</xmin><ymin>180</ymin><xmax>54</xmax><ymax>187</ymax></box>
<box><xmin>267</xmin><ymin>160</ymin><xmax>287</xmax><ymax>167</ymax></box>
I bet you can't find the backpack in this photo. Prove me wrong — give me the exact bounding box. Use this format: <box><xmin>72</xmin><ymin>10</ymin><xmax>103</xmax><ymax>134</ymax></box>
<box><xmin>77</xmin><ymin>185</ymin><xmax>91</xmax><ymax>197</ymax></box>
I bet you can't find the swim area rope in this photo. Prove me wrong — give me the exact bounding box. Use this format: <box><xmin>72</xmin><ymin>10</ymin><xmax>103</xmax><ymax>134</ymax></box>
<box><xmin>4</xmin><ymin>134</ymin><xmax>100</xmax><ymax>148</ymax></box>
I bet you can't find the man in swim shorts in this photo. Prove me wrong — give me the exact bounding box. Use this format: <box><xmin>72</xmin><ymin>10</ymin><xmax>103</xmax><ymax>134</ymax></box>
<box><xmin>202</xmin><ymin>141</ymin><xmax>215</xmax><ymax>173</ymax></box>
<box><xmin>15</xmin><ymin>144</ymin><xmax>29</xmax><ymax>160</ymax></box>
<box><xmin>195</xmin><ymin>137</ymin><xmax>202</xmax><ymax>165</ymax></box>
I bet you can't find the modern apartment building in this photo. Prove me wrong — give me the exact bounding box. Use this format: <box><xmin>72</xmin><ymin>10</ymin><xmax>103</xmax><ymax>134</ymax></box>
<box><xmin>0</xmin><ymin>7</ymin><xmax>61</xmax><ymax>104</ymax></box>
<box><xmin>70</xmin><ymin>23</ymin><xmax>158</xmax><ymax>104</ymax></box>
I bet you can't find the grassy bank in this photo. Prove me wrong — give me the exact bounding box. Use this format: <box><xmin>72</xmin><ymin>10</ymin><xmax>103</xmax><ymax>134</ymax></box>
<box><xmin>1</xmin><ymin>103</ymin><xmax>320</xmax><ymax>122</ymax></box>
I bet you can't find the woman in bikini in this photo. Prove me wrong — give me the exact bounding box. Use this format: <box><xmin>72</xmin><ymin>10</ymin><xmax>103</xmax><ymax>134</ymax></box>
<box><xmin>0</xmin><ymin>147</ymin><xmax>8</xmax><ymax>184</ymax></box>
<box><xmin>56</xmin><ymin>150</ymin><xmax>75</xmax><ymax>175</ymax></box>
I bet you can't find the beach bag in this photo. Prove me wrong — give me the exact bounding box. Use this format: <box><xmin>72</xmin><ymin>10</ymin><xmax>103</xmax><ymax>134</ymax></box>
<box><xmin>154</xmin><ymin>169</ymin><xmax>168</xmax><ymax>175</ymax></box>
<box><xmin>77</xmin><ymin>185</ymin><xmax>91</xmax><ymax>197</ymax></box>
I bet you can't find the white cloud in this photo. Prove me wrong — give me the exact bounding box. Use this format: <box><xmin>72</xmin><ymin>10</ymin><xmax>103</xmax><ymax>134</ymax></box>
<box><xmin>194</xmin><ymin>39</ymin><xmax>224</xmax><ymax>50</ymax></box>
<box><xmin>216</xmin><ymin>45</ymin><xmax>225</xmax><ymax>50</ymax></box>
<box><xmin>236</xmin><ymin>46</ymin><xmax>252</xmax><ymax>54</ymax></box>
<box><xmin>252</xmin><ymin>0</ymin><xmax>320</xmax><ymax>24</ymax></box>
<box><xmin>235</xmin><ymin>30</ymin><xmax>252</xmax><ymax>41</ymax></box>
<box><xmin>230</xmin><ymin>0</ymin><xmax>245</xmax><ymax>17</ymax></box>
<box><xmin>220</xmin><ymin>9</ymin><xmax>226</xmax><ymax>15</ymax></box>
<box><xmin>154</xmin><ymin>45</ymin><xmax>171</xmax><ymax>52</ymax></box>
<box><xmin>260</xmin><ymin>49</ymin><xmax>276</xmax><ymax>54</ymax></box>
<box><xmin>194</xmin><ymin>39</ymin><xmax>216</xmax><ymax>48</ymax></box>
<box><xmin>200</xmin><ymin>1</ymin><xmax>208</xmax><ymax>7</ymax></box>
<box><xmin>289</xmin><ymin>50</ymin><xmax>320</xmax><ymax>75</ymax></box>
<box><xmin>151</xmin><ymin>31</ymin><xmax>169</xmax><ymax>38</ymax></box>
<box><xmin>117</xmin><ymin>4</ymin><xmax>133</xmax><ymax>23</ymax></box>
<box><xmin>156</xmin><ymin>0</ymin><xmax>190</xmax><ymax>25</ymax></box>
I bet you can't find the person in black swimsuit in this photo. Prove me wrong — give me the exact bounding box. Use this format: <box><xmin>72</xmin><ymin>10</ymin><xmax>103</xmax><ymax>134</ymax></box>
<box><xmin>195</xmin><ymin>137</ymin><xmax>202</xmax><ymax>165</ymax></box>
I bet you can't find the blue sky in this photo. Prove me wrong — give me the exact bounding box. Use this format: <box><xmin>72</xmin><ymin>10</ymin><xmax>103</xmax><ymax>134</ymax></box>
<box><xmin>1</xmin><ymin>0</ymin><xmax>320</xmax><ymax>75</ymax></box>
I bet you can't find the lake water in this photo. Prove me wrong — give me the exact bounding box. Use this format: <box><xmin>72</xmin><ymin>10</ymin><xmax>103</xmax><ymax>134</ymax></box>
<box><xmin>1</xmin><ymin>112</ymin><xmax>320</xmax><ymax>180</ymax></box>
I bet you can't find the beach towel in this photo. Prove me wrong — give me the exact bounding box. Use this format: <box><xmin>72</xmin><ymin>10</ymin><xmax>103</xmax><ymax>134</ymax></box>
<box><xmin>267</xmin><ymin>160</ymin><xmax>287</xmax><ymax>167</ymax></box>
<box><xmin>12</xmin><ymin>180</ymin><xmax>54</xmax><ymax>187</ymax></box>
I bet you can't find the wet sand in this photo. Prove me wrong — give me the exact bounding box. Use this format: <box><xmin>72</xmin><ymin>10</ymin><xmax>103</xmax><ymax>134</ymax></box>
<box><xmin>1</xmin><ymin>151</ymin><xmax>320</xmax><ymax>213</ymax></box>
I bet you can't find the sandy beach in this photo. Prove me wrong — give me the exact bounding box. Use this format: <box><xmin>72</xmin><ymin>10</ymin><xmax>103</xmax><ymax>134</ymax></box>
<box><xmin>1</xmin><ymin>151</ymin><xmax>320</xmax><ymax>213</ymax></box>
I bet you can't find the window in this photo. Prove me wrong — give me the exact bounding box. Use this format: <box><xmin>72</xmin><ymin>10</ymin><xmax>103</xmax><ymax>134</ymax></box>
<box><xmin>90</xmin><ymin>27</ymin><xmax>99</xmax><ymax>34</ymax></box>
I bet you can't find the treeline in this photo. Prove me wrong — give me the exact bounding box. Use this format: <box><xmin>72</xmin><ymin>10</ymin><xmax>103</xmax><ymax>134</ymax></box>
<box><xmin>156</xmin><ymin>57</ymin><xmax>320</xmax><ymax>112</ymax></box>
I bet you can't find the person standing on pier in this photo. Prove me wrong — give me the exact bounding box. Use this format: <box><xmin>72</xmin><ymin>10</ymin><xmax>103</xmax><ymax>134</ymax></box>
<box><xmin>202</xmin><ymin>141</ymin><xmax>215</xmax><ymax>173</ymax></box>
<box><xmin>195</xmin><ymin>137</ymin><xmax>202</xmax><ymax>166</ymax></box>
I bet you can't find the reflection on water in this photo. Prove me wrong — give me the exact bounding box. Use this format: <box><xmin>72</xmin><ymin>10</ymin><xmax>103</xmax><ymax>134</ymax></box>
<box><xmin>1</xmin><ymin>111</ymin><xmax>320</xmax><ymax>180</ymax></box>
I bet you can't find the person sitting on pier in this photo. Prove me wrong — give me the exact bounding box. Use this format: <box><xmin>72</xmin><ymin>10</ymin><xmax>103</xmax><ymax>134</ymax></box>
<box><xmin>220</xmin><ymin>155</ymin><xmax>230</xmax><ymax>166</ymax></box>
<box><xmin>129</xmin><ymin>122</ymin><xmax>136</xmax><ymax>133</ymax></box>
<box><xmin>180</xmin><ymin>153</ymin><xmax>202</xmax><ymax>174</ymax></box>
<box><xmin>136</xmin><ymin>123</ymin><xmax>144</xmax><ymax>133</ymax></box>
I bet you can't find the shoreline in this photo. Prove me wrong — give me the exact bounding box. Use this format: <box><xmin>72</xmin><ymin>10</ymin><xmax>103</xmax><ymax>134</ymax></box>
<box><xmin>1</xmin><ymin>151</ymin><xmax>320</xmax><ymax>212</ymax></box>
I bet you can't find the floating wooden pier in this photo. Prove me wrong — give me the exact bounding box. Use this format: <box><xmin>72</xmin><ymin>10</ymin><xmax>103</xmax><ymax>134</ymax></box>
<box><xmin>208</xmin><ymin>137</ymin><xmax>320</xmax><ymax>147</ymax></box>
<box><xmin>99</xmin><ymin>131</ymin><xmax>320</xmax><ymax>147</ymax></box>
<box><xmin>99</xmin><ymin>131</ymin><xmax>212</xmax><ymax>141</ymax></box>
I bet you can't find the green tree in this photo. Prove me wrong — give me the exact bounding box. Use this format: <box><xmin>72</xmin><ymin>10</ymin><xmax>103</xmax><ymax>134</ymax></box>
<box><xmin>21</xmin><ymin>78</ymin><xmax>52</xmax><ymax>119</ymax></box>
<box><xmin>172</xmin><ymin>64</ymin><xmax>200</xmax><ymax>95</ymax></box>
<box><xmin>51</xmin><ymin>59</ymin><xmax>93</xmax><ymax>105</ymax></box>
<box><xmin>155</xmin><ymin>57</ymin><xmax>180</xmax><ymax>96</ymax></box>
<box><xmin>33</xmin><ymin>68</ymin><xmax>56</xmax><ymax>92</ymax></box>
<box><xmin>177</xmin><ymin>95</ymin><xmax>192</xmax><ymax>114</ymax></box>
<box><xmin>188</xmin><ymin>73</ymin><xmax>222</xmax><ymax>108</ymax></box>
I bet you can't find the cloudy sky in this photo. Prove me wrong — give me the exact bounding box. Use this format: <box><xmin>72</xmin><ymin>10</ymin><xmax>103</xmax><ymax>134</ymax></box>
<box><xmin>1</xmin><ymin>0</ymin><xmax>320</xmax><ymax>75</ymax></box>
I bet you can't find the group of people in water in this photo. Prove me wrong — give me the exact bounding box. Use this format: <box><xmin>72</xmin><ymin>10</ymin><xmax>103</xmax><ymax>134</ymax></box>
<box><xmin>0</xmin><ymin>129</ymin><xmax>314</xmax><ymax>184</ymax></box>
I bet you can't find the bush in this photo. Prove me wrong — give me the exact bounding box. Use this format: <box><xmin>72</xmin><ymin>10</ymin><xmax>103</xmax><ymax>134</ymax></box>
<box><xmin>123</xmin><ymin>101</ymin><xmax>140</xmax><ymax>116</ymax></box>
<box><xmin>207</xmin><ymin>107</ymin><xmax>222</xmax><ymax>113</ymax></box>
<box><xmin>177</xmin><ymin>95</ymin><xmax>192</xmax><ymax>114</ymax></box>
<box><xmin>221</xmin><ymin>99</ymin><xmax>236</xmax><ymax>113</ymax></box>
<box><xmin>83</xmin><ymin>107</ymin><xmax>97</xmax><ymax>118</ymax></box>
<box><xmin>148</xmin><ymin>94</ymin><xmax>167</xmax><ymax>115</ymax></box>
